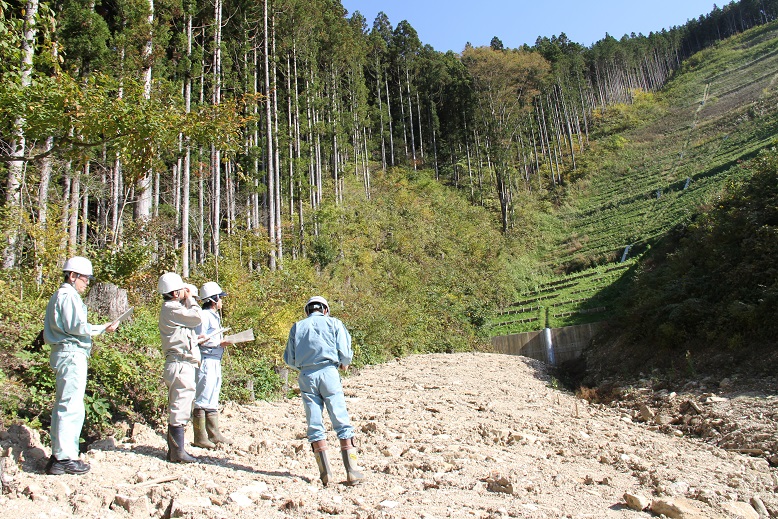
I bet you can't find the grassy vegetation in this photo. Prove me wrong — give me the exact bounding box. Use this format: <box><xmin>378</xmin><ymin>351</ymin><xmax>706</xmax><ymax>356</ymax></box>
<box><xmin>489</xmin><ymin>261</ymin><xmax>636</xmax><ymax>335</ymax></box>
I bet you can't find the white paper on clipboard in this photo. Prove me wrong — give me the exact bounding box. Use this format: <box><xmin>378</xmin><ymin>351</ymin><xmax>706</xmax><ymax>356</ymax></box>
<box><xmin>198</xmin><ymin>327</ymin><xmax>230</xmax><ymax>344</ymax></box>
<box><xmin>109</xmin><ymin>307</ymin><xmax>134</xmax><ymax>328</ymax></box>
<box><xmin>224</xmin><ymin>328</ymin><xmax>254</xmax><ymax>344</ymax></box>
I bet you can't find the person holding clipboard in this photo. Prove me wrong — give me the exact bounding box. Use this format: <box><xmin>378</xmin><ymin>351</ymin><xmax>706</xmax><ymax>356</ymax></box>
<box><xmin>192</xmin><ymin>281</ymin><xmax>233</xmax><ymax>448</ymax></box>
<box><xmin>43</xmin><ymin>256</ymin><xmax>121</xmax><ymax>475</ymax></box>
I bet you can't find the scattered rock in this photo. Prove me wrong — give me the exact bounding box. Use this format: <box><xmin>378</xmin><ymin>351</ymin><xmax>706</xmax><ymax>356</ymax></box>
<box><xmin>650</xmin><ymin>497</ymin><xmax>706</xmax><ymax>518</ymax></box>
<box><xmin>89</xmin><ymin>436</ymin><xmax>118</xmax><ymax>451</ymax></box>
<box><xmin>485</xmin><ymin>473</ymin><xmax>514</xmax><ymax>495</ymax></box>
<box><xmin>682</xmin><ymin>400</ymin><xmax>703</xmax><ymax>414</ymax></box>
<box><xmin>169</xmin><ymin>496</ymin><xmax>214</xmax><ymax>517</ymax></box>
<box><xmin>639</xmin><ymin>404</ymin><xmax>655</xmax><ymax>421</ymax></box>
<box><xmin>623</xmin><ymin>492</ymin><xmax>650</xmax><ymax>511</ymax></box>
<box><xmin>228</xmin><ymin>491</ymin><xmax>254</xmax><ymax>508</ymax></box>
<box><xmin>0</xmin><ymin>353</ymin><xmax>776</xmax><ymax>519</ymax></box>
<box><xmin>129</xmin><ymin>423</ymin><xmax>163</xmax><ymax>447</ymax></box>
<box><xmin>113</xmin><ymin>494</ymin><xmax>151</xmax><ymax>517</ymax></box>
<box><xmin>22</xmin><ymin>483</ymin><xmax>43</xmax><ymax>500</ymax></box>
<box><xmin>721</xmin><ymin>501</ymin><xmax>760</xmax><ymax>519</ymax></box>
<box><xmin>749</xmin><ymin>495</ymin><xmax>769</xmax><ymax>517</ymax></box>
<box><xmin>5</xmin><ymin>425</ymin><xmax>47</xmax><ymax>465</ymax></box>
<box><xmin>0</xmin><ymin>455</ymin><xmax>19</xmax><ymax>495</ymax></box>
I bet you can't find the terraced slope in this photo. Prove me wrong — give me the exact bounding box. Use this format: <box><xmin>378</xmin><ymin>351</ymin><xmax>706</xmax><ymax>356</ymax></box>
<box><xmin>560</xmin><ymin>22</ymin><xmax>778</xmax><ymax>268</ymax></box>
<box><xmin>490</xmin><ymin>260</ymin><xmax>635</xmax><ymax>335</ymax></box>
<box><xmin>491</xmin><ymin>21</ymin><xmax>778</xmax><ymax>337</ymax></box>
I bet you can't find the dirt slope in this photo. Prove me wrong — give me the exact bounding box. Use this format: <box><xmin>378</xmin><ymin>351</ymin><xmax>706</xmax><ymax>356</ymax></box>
<box><xmin>1</xmin><ymin>353</ymin><xmax>776</xmax><ymax>518</ymax></box>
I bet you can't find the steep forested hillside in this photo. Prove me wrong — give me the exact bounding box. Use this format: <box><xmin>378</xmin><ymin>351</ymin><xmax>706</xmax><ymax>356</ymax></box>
<box><xmin>600</xmin><ymin>148</ymin><xmax>778</xmax><ymax>372</ymax></box>
<box><xmin>549</xmin><ymin>22</ymin><xmax>778</xmax><ymax>380</ymax></box>
<box><xmin>492</xmin><ymin>20</ymin><xmax>778</xmax><ymax>348</ymax></box>
<box><xmin>1</xmin><ymin>0</ymin><xmax>776</xmax><ymax>278</ymax></box>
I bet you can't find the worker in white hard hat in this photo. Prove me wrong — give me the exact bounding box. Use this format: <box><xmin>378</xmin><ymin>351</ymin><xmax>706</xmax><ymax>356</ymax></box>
<box><xmin>43</xmin><ymin>256</ymin><xmax>120</xmax><ymax>475</ymax></box>
<box><xmin>284</xmin><ymin>296</ymin><xmax>365</xmax><ymax>486</ymax></box>
<box><xmin>157</xmin><ymin>272</ymin><xmax>202</xmax><ymax>463</ymax></box>
<box><xmin>191</xmin><ymin>281</ymin><xmax>232</xmax><ymax>448</ymax></box>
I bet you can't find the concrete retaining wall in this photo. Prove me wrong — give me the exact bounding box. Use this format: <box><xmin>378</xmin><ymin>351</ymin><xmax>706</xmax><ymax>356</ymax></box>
<box><xmin>491</xmin><ymin>322</ymin><xmax>600</xmax><ymax>365</ymax></box>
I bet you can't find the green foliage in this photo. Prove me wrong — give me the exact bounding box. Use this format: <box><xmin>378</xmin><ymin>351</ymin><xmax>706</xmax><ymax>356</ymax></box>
<box><xmin>112</xmin><ymin>306</ymin><xmax>162</xmax><ymax>349</ymax></box>
<box><xmin>0</xmin><ymin>1</ymin><xmax>23</xmax><ymax>79</ymax></box>
<box><xmin>308</xmin><ymin>168</ymin><xmax>515</xmax><ymax>362</ymax></box>
<box><xmin>93</xmin><ymin>240</ymin><xmax>158</xmax><ymax>286</ymax></box>
<box><xmin>309</xmin><ymin>235</ymin><xmax>337</xmax><ymax>269</ymax></box>
<box><xmin>591</xmin><ymin>90</ymin><xmax>663</xmax><ymax>138</ymax></box>
<box><xmin>83</xmin><ymin>393</ymin><xmax>112</xmax><ymax>436</ymax></box>
<box><xmin>613</xmin><ymin>147</ymin><xmax>778</xmax><ymax>350</ymax></box>
<box><xmin>88</xmin><ymin>339</ymin><xmax>166</xmax><ymax>428</ymax></box>
<box><xmin>59</xmin><ymin>0</ymin><xmax>111</xmax><ymax>74</ymax></box>
<box><xmin>0</xmin><ymin>68</ymin><xmax>245</xmax><ymax>172</ymax></box>
<box><xmin>12</xmin><ymin>348</ymin><xmax>55</xmax><ymax>428</ymax></box>
<box><xmin>222</xmin><ymin>356</ymin><xmax>281</xmax><ymax>403</ymax></box>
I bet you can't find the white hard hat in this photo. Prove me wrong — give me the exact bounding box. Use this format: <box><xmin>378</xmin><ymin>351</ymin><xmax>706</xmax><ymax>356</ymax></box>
<box><xmin>62</xmin><ymin>256</ymin><xmax>94</xmax><ymax>278</ymax></box>
<box><xmin>200</xmin><ymin>281</ymin><xmax>226</xmax><ymax>301</ymax></box>
<box><xmin>158</xmin><ymin>272</ymin><xmax>184</xmax><ymax>294</ymax></box>
<box><xmin>184</xmin><ymin>284</ymin><xmax>199</xmax><ymax>297</ymax></box>
<box><xmin>305</xmin><ymin>296</ymin><xmax>329</xmax><ymax>316</ymax></box>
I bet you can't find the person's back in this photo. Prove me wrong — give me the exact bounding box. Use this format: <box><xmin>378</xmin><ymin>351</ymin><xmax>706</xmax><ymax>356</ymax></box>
<box><xmin>285</xmin><ymin>311</ymin><xmax>350</xmax><ymax>372</ymax></box>
<box><xmin>284</xmin><ymin>296</ymin><xmax>363</xmax><ymax>486</ymax></box>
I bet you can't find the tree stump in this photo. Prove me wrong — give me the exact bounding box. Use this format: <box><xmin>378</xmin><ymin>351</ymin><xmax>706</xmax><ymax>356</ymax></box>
<box><xmin>274</xmin><ymin>365</ymin><xmax>290</xmax><ymax>394</ymax></box>
<box><xmin>85</xmin><ymin>282</ymin><xmax>130</xmax><ymax>321</ymax></box>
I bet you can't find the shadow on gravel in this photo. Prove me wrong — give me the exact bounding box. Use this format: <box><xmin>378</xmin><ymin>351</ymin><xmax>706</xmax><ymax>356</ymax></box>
<box><xmin>124</xmin><ymin>445</ymin><xmax>311</xmax><ymax>481</ymax></box>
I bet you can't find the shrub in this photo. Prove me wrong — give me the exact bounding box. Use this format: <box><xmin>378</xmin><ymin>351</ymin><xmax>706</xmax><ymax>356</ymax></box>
<box><xmin>222</xmin><ymin>356</ymin><xmax>282</xmax><ymax>402</ymax></box>
<box><xmin>613</xmin><ymin>147</ymin><xmax>778</xmax><ymax>352</ymax></box>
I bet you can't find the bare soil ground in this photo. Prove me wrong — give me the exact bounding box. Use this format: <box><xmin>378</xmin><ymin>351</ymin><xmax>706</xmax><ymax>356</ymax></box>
<box><xmin>1</xmin><ymin>352</ymin><xmax>777</xmax><ymax>518</ymax></box>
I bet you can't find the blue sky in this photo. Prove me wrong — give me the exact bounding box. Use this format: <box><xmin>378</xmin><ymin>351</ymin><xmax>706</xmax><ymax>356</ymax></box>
<box><xmin>340</xmin><ymin>1</ymin><xmax>718</xmax><ymax>53</ymax></box>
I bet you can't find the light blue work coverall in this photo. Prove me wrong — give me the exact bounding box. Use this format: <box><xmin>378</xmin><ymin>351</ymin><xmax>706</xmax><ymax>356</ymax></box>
<box><xmin>283</xmin><ymin>311</ymin><xmax>355</xmax><ymax>442</ymax></box>
<box><xmin>194</xmin><ymin>308</ymin><xmax>225</xmax><ymax>410</ymax></box>
<box><xmin>43</xmin><ymin>283</ymin><xmax>107</xmax><ymax>461</ymax></box>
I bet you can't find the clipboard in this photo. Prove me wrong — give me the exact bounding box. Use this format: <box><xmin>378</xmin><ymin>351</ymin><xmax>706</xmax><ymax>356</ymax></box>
<box><xmin>109</xmin><ymin>307</ymin><xmax>134</xmax><ymax>328</ymax></box>
<box><xmin>224</xmin><ymin>328</ymin><xmax>254</xmax><ymax>344</ymax></box>
<box><xmin>198</xmin><ymin>327</ymin><xmax>230</xmax><ymax>344</ymax></box>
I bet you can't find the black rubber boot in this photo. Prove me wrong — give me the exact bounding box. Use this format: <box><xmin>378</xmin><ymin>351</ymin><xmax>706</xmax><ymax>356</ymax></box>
<box><xmin>167</xmin><ymin>425</ymin><xmax>198</xmax><ymax>463</ymax></box>
<box><xmin>205</xmin><ymin>410</ymin><xmax>233</xmax><ymax>445</ymax></box>
<box><xmin>339</xmin><ymin>437</ymin><xmax>364</xmax><ymax>486</ymax></box>
<box><xmin>192</xmin><ymin>409</ymin><xmax>216</xmax><ymax>449</ymax></box>
<box><xmin>311</xmin><ymin>440</ymin><xmax>332</xmax><ymax>486</ymax></box>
